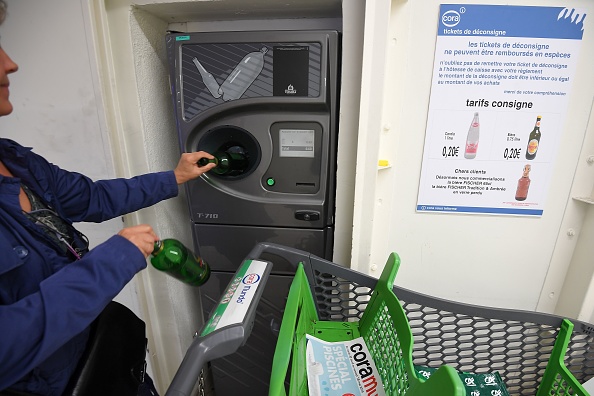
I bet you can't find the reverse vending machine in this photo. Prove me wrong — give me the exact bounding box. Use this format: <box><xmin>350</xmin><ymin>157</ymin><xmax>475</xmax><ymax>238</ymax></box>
<box><xmin>166</xmin><ymin>30</ymin><xmax>340</xmax><ymax>394</ymax></box>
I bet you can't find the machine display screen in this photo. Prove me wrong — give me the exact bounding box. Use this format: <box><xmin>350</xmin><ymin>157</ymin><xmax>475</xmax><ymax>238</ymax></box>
<box><xmin>279</xmin><ymin>129</ymin><xmax>315</xmax><ymax>158</ymax></box>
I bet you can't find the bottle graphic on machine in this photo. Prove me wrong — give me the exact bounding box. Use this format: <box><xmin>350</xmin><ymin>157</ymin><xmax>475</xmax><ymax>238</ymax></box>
<box><xmin>525</xmin><ymin>115</ymin><xmax>542</xmax><ymax>160</ymax></box>
<box><xmin>193</xmin><ymin>47</ymin><xmax>268</xmax><ymax>102</ymax></box>
<box><xmin>151</xmin><ymin>239</ymin><xmax>211</xmax><ymax>286</ymax></box>
<box><xmin>464</xmin><ymin>112</ymin><xmax>480</xmax><ymax>159</ymax></box>
<box><xmin>515</xmin><ymin>164</ymin><xmax>532</xmax><ymax>201</ymax></box>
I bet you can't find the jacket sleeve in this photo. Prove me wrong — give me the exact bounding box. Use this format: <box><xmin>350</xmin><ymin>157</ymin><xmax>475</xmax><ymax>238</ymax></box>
<box><xmin>27</xmin><ymin>152</ymin><xmax>179</xmax><ymax>222</ymax></box>
<box><xmin>0</xmin><ymin>235</ymin><xmax>147</xmax><ymax>389</ymax></box>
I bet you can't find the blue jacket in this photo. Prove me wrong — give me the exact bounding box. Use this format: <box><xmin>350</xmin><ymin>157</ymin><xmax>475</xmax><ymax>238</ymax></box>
<box><xmin>0</xmin><ymin>138</ymin><xmax>179</xmax><ymax>395</ymax></box>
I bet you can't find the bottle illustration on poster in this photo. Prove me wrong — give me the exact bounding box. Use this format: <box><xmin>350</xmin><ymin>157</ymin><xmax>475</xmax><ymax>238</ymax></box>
<box><xmin>525</xmin><ymin>115</ymin><xmax>542</xmax><ymax>160</ymax></box>
<box><xmin>193</xmin><ymin>47</ymin><xmax>268</xmax><ymax>101</ymax></box>
<box><xmin>464</xmin><ymin>112</ymin><xmax>480</xmax><ymax>159</ymax></box>
<box><xmin>515</xmin><ymin>164</ymin><xmax>532</xmax><ymax>201</ymax></box>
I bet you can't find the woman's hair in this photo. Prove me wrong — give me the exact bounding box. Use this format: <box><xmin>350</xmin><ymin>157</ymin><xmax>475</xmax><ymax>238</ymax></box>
<box><xmin>0</xmin><ymin>0</ymin><xmax>6</xmax><ymax>25</ymax></box>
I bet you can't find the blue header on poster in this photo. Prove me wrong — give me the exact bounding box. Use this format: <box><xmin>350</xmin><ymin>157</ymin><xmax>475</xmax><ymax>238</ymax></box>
<box><xmin>417</xmin><ymin>205</ymin><xmax>543</xmax><ymax>216</ymax></box>
<box><xmin>438</xmin><ymin>4</ymin><xmax>586</xmax><ymax>39</ymax></box>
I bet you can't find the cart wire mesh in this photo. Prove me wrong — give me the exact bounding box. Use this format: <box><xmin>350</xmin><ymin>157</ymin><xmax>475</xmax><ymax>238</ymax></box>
<box><xmin>306</xmin><ymin>259</ymin><xmax>594</xmax><ymax>395</ymax></box>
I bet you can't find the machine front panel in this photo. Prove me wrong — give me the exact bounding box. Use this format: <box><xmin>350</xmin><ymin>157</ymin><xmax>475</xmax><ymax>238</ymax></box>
<box><xmin>166</xmin><ymin>29</ymin><xmax>340</xmax><ymax>396</ymax></box>
<box><xmin>193</xmin><ymin>223</ymin><xmax>332</xmax><ymax>273</ymax></box>
<box><xmin>180</xmin><ymin>41</ymin><xmax>322</xmax><ymax>119</ymax></box>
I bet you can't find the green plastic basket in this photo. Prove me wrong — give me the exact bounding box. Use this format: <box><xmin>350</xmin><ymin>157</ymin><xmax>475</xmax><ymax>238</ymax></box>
<box><xmin>537</xmin><ymin>319</ymin><xmax>590</xmax><ymax>396</ymax></box>
<box><xmin>268</xmin><ymin>252</ymin><xmax>466</xmax><ymax>396</ymax></box>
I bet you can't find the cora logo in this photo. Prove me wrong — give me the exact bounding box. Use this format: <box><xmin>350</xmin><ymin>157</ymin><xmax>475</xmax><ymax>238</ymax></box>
<box><xmin>442</xmin><ymin>10</ymin><xmax>461</xmax><ymax>27</ymax></box>
<box><xmin>242</xmin><ymin>273</ymin><xmax>261</xmax><ymax>285</ymax></box>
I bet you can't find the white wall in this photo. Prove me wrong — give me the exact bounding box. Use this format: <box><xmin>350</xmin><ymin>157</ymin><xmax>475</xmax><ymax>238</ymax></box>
<box><xmin>353</xmin><ymin>0</ymin><xmax>594</xmax><ymax>316</ymax></box>
<box><xmin>554</xmin><ymin>118</ymin><xmax>594</xmax><ymax>321</ymax></box>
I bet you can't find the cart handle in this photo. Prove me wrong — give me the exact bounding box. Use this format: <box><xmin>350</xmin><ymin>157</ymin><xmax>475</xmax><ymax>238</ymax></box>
<box><xmin>165</xmin><ymin>259</ymin><xmax>273</xmax><ymax>396</ymax></box>
<box><xmin>245</xmin><ymin>242</ymin><xmax>315</xmax><ymax>269</ymax></box>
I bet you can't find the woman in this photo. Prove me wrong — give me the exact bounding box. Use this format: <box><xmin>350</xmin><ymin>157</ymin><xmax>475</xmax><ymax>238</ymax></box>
<box><xmin>0</xmin><ymin>1</ymin><xmax>215</xmax><ymax>394</ymax></box>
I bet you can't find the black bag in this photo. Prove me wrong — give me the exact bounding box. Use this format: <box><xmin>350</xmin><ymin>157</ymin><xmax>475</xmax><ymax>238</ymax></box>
<box><xmin>1</xmin><ymin>301</ymin><xmax>156</xmax><ymax>396</ymax></box>
<box><xmin>64</xmin><ymin>301</ymin><xmax>148</xmax><ymax>396</ymax></box>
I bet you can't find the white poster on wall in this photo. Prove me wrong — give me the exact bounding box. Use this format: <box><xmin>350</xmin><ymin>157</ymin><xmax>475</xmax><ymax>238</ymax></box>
<box><xmin>416</xmin><ymin>4</ymin><xmax>587</xmax><ymax>216</ymax></box>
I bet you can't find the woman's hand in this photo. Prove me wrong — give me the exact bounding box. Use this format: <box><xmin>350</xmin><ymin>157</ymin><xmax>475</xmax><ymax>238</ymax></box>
<box><xmin>174</xmin><ymin>151</ymin><xmax>216</xmax><ymax>184</ymax></box>
<box><xmin>118</xmin><ymin>224</ymin><xmax>158</xmax><ymax>258</ymax></box>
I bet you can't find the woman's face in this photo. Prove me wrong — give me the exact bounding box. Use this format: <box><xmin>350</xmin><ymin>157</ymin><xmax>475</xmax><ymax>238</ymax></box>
<box><xmin>0</xmin><ymin>44</ymin><xmax>18</xmax><ymax>117</ymax></box>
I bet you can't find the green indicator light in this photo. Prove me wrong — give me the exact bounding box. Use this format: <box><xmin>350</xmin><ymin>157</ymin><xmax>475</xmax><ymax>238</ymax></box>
<box><xmin>266</xmin><ymin>178</ymin><xmax>275</xmax><ymax>186</ymax></box>
<box><xmin>176</xmin><ymin>36</ymin><xmax>190</xmax><ymax>41</ymax></box>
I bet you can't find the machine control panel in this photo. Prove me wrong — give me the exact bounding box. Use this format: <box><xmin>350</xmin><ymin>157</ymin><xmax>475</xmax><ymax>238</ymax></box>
<box><xmin>262</xmin><ymin>121</ymin><xmax>323</xmax><ymax>194</ymax></box>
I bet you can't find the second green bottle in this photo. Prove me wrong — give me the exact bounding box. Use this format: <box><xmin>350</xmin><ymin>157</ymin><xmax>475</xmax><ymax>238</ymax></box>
<box><xmin>150</xmin><ymin>238</ymin><xmax>211</xmax><ymax>287</ymax></box>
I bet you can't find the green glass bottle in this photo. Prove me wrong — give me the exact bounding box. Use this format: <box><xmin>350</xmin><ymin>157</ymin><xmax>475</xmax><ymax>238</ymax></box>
<box><xmin>151</xmin><ymin>239</ymin><xmax>210</xmax><ymax>286</ymax></box>
<box><xmin>198</xmin><ymin>156</ymin><xmax>218</xmax><ymax>167</ymax></box>
<box><xmin>198</xmin><ymin>149</ymin><xmax>248</xmax><ymax>176</ymax></box>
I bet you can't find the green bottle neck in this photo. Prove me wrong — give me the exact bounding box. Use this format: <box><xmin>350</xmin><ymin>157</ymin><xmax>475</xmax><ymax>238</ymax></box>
<box><xmin>153</xmin><ymin>240</ymin><xmax>164</xmax><ymax>255</ymax></box>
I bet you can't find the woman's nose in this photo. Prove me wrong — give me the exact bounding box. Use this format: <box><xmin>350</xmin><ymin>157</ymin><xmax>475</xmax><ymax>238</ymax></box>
<box><xmin>0</xmin><ymin>47</ymin><xmax>18</xmax><ymax>74</ymax></box>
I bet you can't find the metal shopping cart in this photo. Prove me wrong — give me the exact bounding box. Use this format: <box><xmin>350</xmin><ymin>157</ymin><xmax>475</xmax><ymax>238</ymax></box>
<box><xmin>165</xmin><ymin>243</ymin><xmax>594</xmax><ymax>396</ymax></box>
